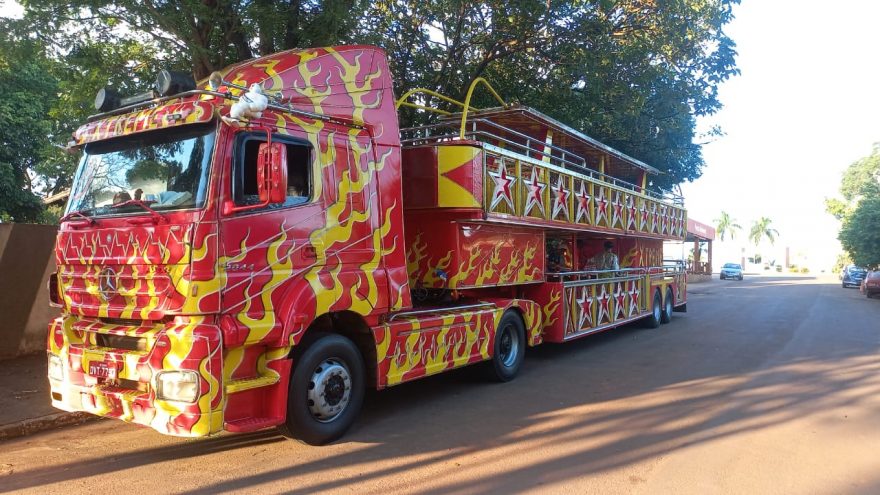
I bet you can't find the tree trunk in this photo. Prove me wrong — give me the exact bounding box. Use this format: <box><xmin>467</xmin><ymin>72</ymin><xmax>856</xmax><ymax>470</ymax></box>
<box><xmin>283</xmin><ymin>0</ymin><xmax>303</xmax><ymax>50</ymax></box>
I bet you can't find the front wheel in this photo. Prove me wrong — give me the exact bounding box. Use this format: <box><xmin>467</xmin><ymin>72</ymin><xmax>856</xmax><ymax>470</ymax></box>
<box><xmin>488</xmin><ymin>311</ymin><xmax>526</xmax><ymax>382</ymax></box>
<box><xmin>645</xmin><ymin>290</ymin><xmax>662</xmax><ymax>328</ymax></box>
<box><xmin>278</xmin><ymin>332</ymin><xmax>365</xmax><ymax>445</ymax></box>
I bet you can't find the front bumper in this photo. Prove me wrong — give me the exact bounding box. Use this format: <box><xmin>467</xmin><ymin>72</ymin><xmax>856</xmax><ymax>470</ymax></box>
<box><xmin>47</xmin><ymin>314</ymin><xmax>224</xmax><ymax>437</ymax></box>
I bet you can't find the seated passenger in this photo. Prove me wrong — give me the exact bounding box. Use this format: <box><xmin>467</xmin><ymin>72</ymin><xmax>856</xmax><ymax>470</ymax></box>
<box><xmin>591</xmin><ymin>241</ymin><xmax>620</xmax><ymax>272</ymax></box>
<box><xmin>112</xmin><ymin>191</ymin><xmax>131</xmax><ymax>204</ymax></box>
<box><xmin>286</xmin><ymin>176</ymin><xmax>308</xmax><ymax>205</ymax></box>
<box><xmin>546</xmin><ymin>238</ymin><xmax>572</xmax><ymax>272</ymax></box>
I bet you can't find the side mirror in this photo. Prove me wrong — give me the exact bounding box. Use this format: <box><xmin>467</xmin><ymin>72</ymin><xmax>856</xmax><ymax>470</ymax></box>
<box><xmin>258</xmin><ymin>142</ymin><xmax>287</xmax><ymax>204</ymax></box>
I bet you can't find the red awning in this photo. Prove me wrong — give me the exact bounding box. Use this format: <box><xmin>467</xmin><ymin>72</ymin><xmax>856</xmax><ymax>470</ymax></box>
<box><xmin>687</xmin><ymin>218</ymin><xmax>715</xmax><ymax>241</ymax></box>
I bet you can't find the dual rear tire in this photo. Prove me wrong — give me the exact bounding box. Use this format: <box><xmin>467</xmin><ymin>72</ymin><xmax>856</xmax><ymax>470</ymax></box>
<box><xmin>661</xmin><ymin>288</ymin><xmax>674</xmax><ymax>324</ymax></box>
<box><xmin>646</xmin><ymin>288</ymin><xmax>675</xmax><ymax>328</ymax></box>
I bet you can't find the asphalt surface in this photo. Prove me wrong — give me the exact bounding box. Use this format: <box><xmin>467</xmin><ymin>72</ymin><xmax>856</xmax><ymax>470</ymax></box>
<box><xmin>2</xmin><ymin>275</ymin><xmax>879</xmax><ymax>494</ymax></box>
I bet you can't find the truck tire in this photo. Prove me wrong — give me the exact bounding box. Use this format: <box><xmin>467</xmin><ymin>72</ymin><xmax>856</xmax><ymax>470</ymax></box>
<box><xmin>278</xmin><ymin>332</ymin><xmax>365</xmax><ymax>445</ymax></box>
<box><xmin>488</xmin><ymin>311</ymin><xmax>526</xmax><ymax>382</ymax></box>
<box><xmin>661</xmin><ymin>288</ymin><xmax>674</xmax><ymax>324</ymax></box>
<box><xmin>645</xmin><ymin>290</ymin><xmax>662</xmax><ymax>328</ymax></box>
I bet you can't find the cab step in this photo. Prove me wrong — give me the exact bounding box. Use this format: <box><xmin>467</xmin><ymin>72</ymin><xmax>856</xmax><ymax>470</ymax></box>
<box><xmin>224</xmin><ymin>375</ymin><xmax>279</xmax><ymax>394</ymax></box>
<box><xmin>224</xmin><ymin>416</ymin><xmax>283</xmax><ymax>432</ymax></box>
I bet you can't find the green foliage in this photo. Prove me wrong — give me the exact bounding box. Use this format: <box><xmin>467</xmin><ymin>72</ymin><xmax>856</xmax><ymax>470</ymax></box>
<box><xmin>838</xmin><ymin>144</ymin><xmax>880</xmax><ymax>202</ymax></box>
<box><xmin>9</xmin><ymin>0</ymin><xmax>740</xmax><ymax>201</ymax></box>
<box><xmin>749</xmin><ymin>217</ymin><xmax>778</xmax><ymax>247</ymax></box>
<box><xmin>19</xmin><ymin>0</ymin><xmax>365</xmax><ymax>78</ymax></box>
<box><xmin>714</xmin><ymin>211</ymin><xmax>742</xmax><ymax>241</ymax></box>
<box><xmin>824</xmin><ymin>197</ymin><xmax>849</xmax><ymax>221</ymax></box>
<box><xmin>839</xmin><ymin>195</ymin><xmax>880</xmax><ymax>268</ymax></box>
<box><xmin>833</xmin><ymin>253</ymin><xmax>852</xmax><ymax>273</ymax></box>
<box><xmin>825</xmin><ymin>144</ymin><xmax>880</xmax><ymax>221</ymax></box>
<box><xmin>830</xmin><ymin>144</ymin><xmax>880</xmax><ymax>267</ymax></box>
<box><xmin>364</xmin><ymin>1</ymin><xmax>740</xmax><ymax>192</ymax></box>
<box><xmin>0</xmin><ymin>30</ymin><xmax>56</xmax><ymax>222</ymax></box>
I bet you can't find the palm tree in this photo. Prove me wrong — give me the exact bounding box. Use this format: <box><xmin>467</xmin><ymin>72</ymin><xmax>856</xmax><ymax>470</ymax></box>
<box><xmin>749</xmin><ymin>217</ymin><xmax>779</xmax><ymax>247</ymax></box>
<box><xmin>714</xmin><ymin>211</ymin><xmax>742</xmax><ymax>241</ymax></box>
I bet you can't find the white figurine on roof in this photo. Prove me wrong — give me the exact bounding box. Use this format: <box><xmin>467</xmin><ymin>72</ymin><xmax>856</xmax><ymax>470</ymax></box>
<box><xmin>229</xmin><ymin>83</ymin><xmax>269</xmax><ymax>120</ymax></box>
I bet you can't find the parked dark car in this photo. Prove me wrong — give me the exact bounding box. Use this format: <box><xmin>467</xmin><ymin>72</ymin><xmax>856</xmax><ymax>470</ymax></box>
<box><xmin>860</xmin><ymin>270</ymin><xmax>880</xmax><ymax>298</ymax></box>
<box><xmin>720</xmin><ymin>262</ymin><xmax>743</xmax><ymax>280</ymax></box>
<box><xmin>842</xmin><ymin>265</ymin><xmax>867</xmax><ymax>288</ymax></box>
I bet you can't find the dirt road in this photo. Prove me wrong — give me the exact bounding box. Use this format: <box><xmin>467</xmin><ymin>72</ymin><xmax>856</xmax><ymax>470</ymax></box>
<box><xmin>2</xmin><ymin>275</ymin><xmax>879</xmax><ymax>494</ymax></box>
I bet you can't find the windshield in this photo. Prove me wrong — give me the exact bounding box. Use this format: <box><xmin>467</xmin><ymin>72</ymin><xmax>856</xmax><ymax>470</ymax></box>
<box><xmin>723</xmin><ymin>263</ymin><xmax>741</xmax><ymax>269</ymax></box>
<box><xmin>66</xmin><ymin>123</ymin><xmax>216</xmax><ymax>217</ymax></box>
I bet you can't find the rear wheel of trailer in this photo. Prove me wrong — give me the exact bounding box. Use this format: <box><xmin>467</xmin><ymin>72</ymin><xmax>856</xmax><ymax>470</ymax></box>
<box><xmin>646</xmin><ymin>289</ymin><xmax>662</xmax><ymax>328</ymax></box>
<box><xmin>661</xmin><ymin>288</ymin><xmax>674</xmax><ymax>324</ymax></box>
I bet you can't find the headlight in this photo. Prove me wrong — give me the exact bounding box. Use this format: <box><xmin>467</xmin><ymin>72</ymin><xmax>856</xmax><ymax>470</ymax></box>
<box><xmin>48</xmin><ymin>354</ymin><xmax>64</xmax><ymax>381</ymax></box>
<box><xmin>156</xmin><ymin>370</ymin><xmax>200</xmax><ymax>403</ymax></box>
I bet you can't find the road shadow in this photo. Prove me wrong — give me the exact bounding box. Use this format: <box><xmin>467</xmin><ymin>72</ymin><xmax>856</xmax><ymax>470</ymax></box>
<box><xmin>2</xmin><ymin>278</ymin><xmax>878</xmax><ymax>493</ymax></box>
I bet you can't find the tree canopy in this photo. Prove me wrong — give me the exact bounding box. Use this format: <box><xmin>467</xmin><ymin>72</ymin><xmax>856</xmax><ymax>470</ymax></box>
<box><xmin>831</xmin><ymin>144</ymin><xmax>880</xmax><ymax>267</ymax></box>
<box><xmin>0</xmin><ymin>31</ymin><xmax>58</xmax><ymax>222</ymax></box>
<box><xmin>2</xmin><ymin>0</ymin><xmax>740</xmax><ymax>221</ymax></box>
<box><xmin>748</xmin><ymin>217</ymin><xmax>778</xmax><ymax>247</ymax></box>
<box><xmin>714</xmin><ymin>210</ymin><xmax>742</xmax><ymax>241</ymax></box>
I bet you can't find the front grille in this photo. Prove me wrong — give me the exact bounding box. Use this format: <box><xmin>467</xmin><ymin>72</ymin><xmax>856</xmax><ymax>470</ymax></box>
<box><xmin>117</xmin><ymin>378</ymin><xmax>148</xmax><ymax>392</ymax></box>
<box><xmin>95</xmin><ymin>333</ymin><xmax>148</xmax><ymax>352</ymax></box>
<box><xmin>101</xmin><ymin>317</ymin><xmax>152</xmax><ymax>326</ymax></box>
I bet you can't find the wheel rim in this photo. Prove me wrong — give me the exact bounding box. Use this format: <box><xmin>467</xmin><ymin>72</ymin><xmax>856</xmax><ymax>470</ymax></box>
<box><xmin>307</xmin><ymin>358</ymin><xmax>352</xmax><ymax>423</ymax></box>
<box><xmin>498</xmin><ymin>324</ymin><xmax>519</xmax><ymax>368</ymax></box>
<box><xmin>653</xmin><ymin>296</ymin><xmax>662</xmax><ymax>321</ymax></box>
<box><xmin>665</xmin><ymin>294</ymin><xmax>673</xmax><ymax>315</ymax></box>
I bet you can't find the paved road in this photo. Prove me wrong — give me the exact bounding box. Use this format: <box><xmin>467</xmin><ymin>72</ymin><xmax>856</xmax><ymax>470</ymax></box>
<box><xmin>2</xmin><ymin>275</ymin><xmax>879</xmax><ymax>494</ymax></box>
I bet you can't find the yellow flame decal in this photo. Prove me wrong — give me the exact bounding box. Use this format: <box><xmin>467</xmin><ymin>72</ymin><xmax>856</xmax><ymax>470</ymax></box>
<box><xmin>543</xmin><ymin>289</ymin><xmax>562</xmax><ymax>328</ymax></box>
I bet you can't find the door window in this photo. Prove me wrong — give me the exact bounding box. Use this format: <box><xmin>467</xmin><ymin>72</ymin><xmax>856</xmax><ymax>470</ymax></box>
<box><xmin>233</xmin><ymin>134</ymin><xmax>313</xmax><ymax>208</ymax></box>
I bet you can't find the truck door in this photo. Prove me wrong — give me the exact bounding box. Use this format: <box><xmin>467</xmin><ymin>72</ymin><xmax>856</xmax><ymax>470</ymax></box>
<box><xmin>311</xmin><ymin>128</ymin><xmax>389</xmax><ymax>317</ymax></box>
<box><xmin>218</xmin><ymin>130</ymin><xmax>324</xmax><ymax>346</ymax></box>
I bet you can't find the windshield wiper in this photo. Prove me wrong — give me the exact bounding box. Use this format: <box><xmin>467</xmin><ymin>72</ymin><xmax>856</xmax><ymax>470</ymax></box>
<box><xmin>111</xmin><ymin>199</ymin><xmax>167</xmax><ymax>224</ymax></box>
<box><xmin>59</xmin><ymin>209</ymin><xmax>97</xmax><ymax>226</ymax></box>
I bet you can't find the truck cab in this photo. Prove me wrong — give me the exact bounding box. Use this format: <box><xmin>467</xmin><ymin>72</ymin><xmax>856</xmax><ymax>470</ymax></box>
<box><xmin>49</xmin><ymin>46</ymin><xmax>410</xmax><ymax>443</ymax></box>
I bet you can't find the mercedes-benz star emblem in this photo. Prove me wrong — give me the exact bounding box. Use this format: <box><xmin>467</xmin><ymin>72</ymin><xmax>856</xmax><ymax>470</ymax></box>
<box><xmin>98</xmin><ymin>267</ymin><xmax>119</xmax><ymax>301</ymax></box>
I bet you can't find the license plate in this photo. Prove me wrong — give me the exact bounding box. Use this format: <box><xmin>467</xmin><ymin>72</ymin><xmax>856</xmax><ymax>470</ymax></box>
<box><xmin>89</xmin><ymin>361</ymin><xmax>117</xmax><ymax>379</ymax></box>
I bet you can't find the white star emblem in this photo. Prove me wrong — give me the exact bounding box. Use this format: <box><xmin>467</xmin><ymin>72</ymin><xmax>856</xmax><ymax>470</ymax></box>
<box><xmin>551</xmin><ymin>175</ymin><xmax>569</xmax><ymax>220</ymax></box>
<box><xmin>576</xmin><ymin>286</ymin><xmax>594</xmax><ymax>330</ymax></box>
<box><xmin>524</xmin><ymin>167</ymin><xmax>546</xmax><ymax>217</ymax></box>
<box><xmin>489</xmin><ymin>160</ymin><xmax>516</xmax><ymax>212</ymax></box>
<box><xmin>575</xmin><ymin>181</ymin><xmax>591</xmax><ymax>224</ymax></box>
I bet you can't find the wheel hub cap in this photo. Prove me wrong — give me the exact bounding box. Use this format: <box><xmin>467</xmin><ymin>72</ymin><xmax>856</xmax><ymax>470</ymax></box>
<box><xmin>307</xmin><ymin>359</ymin><xmax>352</xmax><ymax>423</ymax></box>
<box><xmin>499</xmin><ymin>326</ymin><xmax>519</xmax><ymax>367</ymax></box>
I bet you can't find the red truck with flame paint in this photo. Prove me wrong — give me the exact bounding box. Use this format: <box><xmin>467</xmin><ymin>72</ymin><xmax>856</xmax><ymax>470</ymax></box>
<box><xmin>47</xmin><ymin>45</ymin><xmax>687</xmax><ymax>445</ymax></box>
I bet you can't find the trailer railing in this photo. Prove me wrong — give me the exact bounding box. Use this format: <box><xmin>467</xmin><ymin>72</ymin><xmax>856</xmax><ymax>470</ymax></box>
<box><xmin>401</xmin><ymin>119</ymin><xmax>683</xmax><ymax>205</ymax></box>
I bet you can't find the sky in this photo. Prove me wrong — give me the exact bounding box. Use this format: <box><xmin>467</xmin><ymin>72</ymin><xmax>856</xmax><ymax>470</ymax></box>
<box><xmin>682</xmin><ymin>0</ymin><xmax>880</xmax><ymax>270</ymax></box>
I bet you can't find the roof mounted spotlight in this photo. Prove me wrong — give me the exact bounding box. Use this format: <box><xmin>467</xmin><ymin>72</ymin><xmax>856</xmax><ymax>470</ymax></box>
<box><xmin>94</xmin><ymin>87</ymin><xmax>157</xmax><ymax>112</ymax></box>
<box><xmin>208</xmin><ymin>71</ymin><xmax>224</xmax><ymax>91</ymax></box>
<box><xmin>155</xmin><ymin>70</ymin><xmax>197</xmax><ymax>97</ymax></box>
<box><xmin>207</xmin><ymin>71</ymin><xmax>252</xmax><ymax>93</ymax></box>
<box><xmin>94</xmin><ymin>87</ymin><xmax>122</xmax><ymax>112</ymax></box>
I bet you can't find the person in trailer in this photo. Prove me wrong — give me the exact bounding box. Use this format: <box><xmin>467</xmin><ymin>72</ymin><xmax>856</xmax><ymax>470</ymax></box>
<box><xmin>591</xmin><ymin>241</ymin><xmax>620</xmax><ymax>274</ymax></box>
<box><xmin>546</xmin><ymin>237</ymin><xmax>573</xmax><ymax>272</ymax></box>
